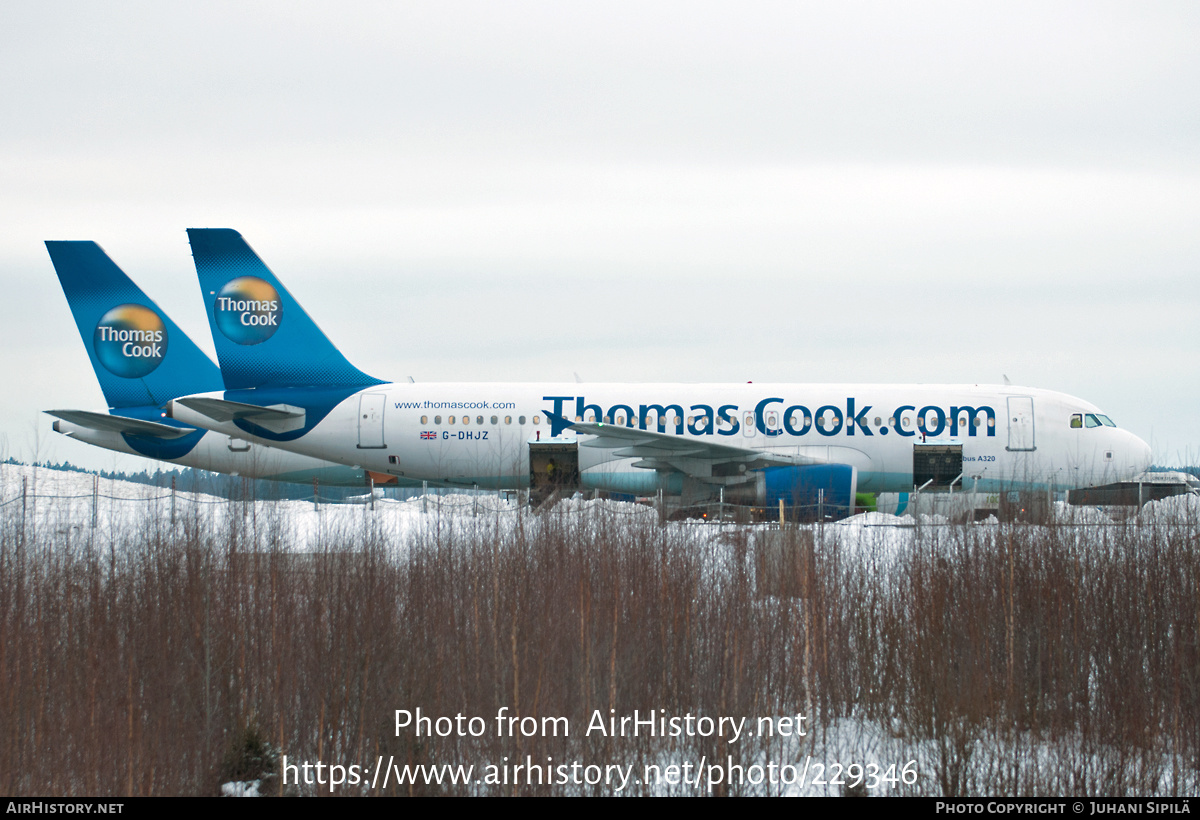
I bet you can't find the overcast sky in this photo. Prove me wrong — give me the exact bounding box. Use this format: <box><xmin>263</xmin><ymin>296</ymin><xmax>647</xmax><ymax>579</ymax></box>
<box><xmin>2</xmin><ymin>1</ymin><xmax>1197</xmax><ymax>472</ymax></box>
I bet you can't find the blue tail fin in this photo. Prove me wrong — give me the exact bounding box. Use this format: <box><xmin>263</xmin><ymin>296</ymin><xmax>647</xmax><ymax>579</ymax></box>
<box><xmin>187</xmin><ymin>228</ymin><xmax>381</xmax><ymax>390</ymax></box>
<box><xmin>46</xmin><ymin>241</ymin><xmax>224</xmax><ymax>409</ymax></box>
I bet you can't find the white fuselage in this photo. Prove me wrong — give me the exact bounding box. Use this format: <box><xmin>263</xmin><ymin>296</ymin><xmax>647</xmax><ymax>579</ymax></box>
<box><xmin>168</xmin><ymin>382</ymin><xmax>1152</xmax><ymax>495</ymax></box>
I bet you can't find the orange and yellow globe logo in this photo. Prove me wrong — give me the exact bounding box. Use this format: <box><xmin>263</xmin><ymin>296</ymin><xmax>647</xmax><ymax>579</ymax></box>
<box><xmin>214</xmin><ymin>276</ymin><xmax>283</xmax><ymax>345</ymax></box>
<box><xmin>92</xmin><ymin>304</ymin><xmax>168</xmax><ymax>378</ymax></box>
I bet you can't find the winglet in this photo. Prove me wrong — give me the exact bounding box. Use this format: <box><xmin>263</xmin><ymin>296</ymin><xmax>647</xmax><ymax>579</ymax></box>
<box><xmin>187</xmin><ymin>228</ymin><xmax>382</xmax><ymax>390</ymax></box>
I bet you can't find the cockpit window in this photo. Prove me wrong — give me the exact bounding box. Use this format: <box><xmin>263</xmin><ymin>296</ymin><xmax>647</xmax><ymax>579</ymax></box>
<box><xmin>1074</xmin><ymin>412</ymin><xmax>1117</xmax><ymax>429</ymax></box>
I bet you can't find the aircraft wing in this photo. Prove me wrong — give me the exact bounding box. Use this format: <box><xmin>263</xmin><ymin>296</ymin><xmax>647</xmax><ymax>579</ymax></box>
<box><xmin>550</xmin><ymin>413</ymin><xmax>825</xmax><ymax>475</ymax></box>
<box><xmin>45</xmin><ymin>409</ymin><xmax>193</xmax><ymax>439</ymax></box>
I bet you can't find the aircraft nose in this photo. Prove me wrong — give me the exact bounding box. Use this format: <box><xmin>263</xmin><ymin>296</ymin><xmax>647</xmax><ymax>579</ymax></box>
<box><xmin>1119</xmin><ymin>430</ymin><xmax>1152</xmax><ymax>477</ymax></box>
<box><xmin>1133</xmin><ymin>433</ymin><xmax>1152</xmax><ymax>473</ymax></box>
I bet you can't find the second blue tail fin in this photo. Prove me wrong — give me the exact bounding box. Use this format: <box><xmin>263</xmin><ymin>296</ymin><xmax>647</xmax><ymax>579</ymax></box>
<box><xmin>187</xmin><ymin>228</ymin><xmax>382</xmax><ymax>390</ymax></box>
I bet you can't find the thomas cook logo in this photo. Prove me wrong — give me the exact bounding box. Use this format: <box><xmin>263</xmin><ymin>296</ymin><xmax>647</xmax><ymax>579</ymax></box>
<box><xmin>93</xmin><ymin>304</ymin><xmax>168</xmax><ymax>379</ymax></box>
<box><xmin>214</xmin><ymin>276</ymin><xmax>282</xmax><ymax>345</ymax></box>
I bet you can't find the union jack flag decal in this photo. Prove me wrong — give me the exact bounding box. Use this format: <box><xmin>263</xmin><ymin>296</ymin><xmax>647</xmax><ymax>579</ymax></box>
<box><xmin>420</xmin><ymin>431</ymin><xmax>437</xmax><ymax>440</ymax></box>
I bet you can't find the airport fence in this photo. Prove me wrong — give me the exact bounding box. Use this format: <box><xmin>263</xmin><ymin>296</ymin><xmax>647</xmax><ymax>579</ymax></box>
<box><xmin>1</xmin><ymin>470</ymin><xmax>1175</xmax><ymax>535</ymax></box>
<box><xmin>2</xmin><ymin>467</ymin><xmax>1200</xmax><ymax>796</ymax></box>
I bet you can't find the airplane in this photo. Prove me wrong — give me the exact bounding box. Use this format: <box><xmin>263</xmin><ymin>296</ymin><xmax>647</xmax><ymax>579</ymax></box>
<box><xmin>165</xmin><ymin>229</ymin><xmax>1153</xmax><ymax>519</ymax></box>
<box><xmin>44</xmin><ymin>240</ymin><xmax>410</xmax><ymax>488</ymax></box>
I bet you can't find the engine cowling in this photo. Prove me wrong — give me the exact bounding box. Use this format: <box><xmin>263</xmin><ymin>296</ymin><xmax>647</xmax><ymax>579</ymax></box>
<box><xmin>759</xmin><ymin>464</ymin><xmax>857</xmax><ymax>521</ymax></box>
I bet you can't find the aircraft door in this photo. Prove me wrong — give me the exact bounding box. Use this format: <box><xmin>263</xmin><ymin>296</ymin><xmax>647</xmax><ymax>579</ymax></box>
<box><xmin>913</xmin><ymin>444</ymin><xmax>963</xmax><ymax>488</ymax></box>
<box><xmin>357</xmin><ymin>392</ymin><xmax>386</xmax><ymax>449</ymax></box>
<box><xmin>1006</xmin><ymin>396</ymin><xmax>1036</xmax><ymax>452</ymax></box>
<box><xmin>529</xmin><ymin>442</ymin><xmax>580</xmax><ymax>504</ymax></box>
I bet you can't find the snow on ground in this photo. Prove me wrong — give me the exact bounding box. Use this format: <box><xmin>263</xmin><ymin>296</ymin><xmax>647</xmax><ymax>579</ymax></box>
<box><xmin>2</xmin><ymin>461</ymin><xmax>1195</xmax><ymax>561</ymax></box>
<box><xmin>220</xmin><ymin>780</ymin><xmax>262</xmax><ymax>797</ymax></box>
<box><xmin>841</xmin><ymin>510</ymin><xmax>915</xmax><ymax>527</ymax></box>
<box><xmin>1142</xmin><ymin>491</ymin><xmax>1200</xmax><ymax>519</ymax></box>
<box><xmin>0</xmin><ymin>463</ymin><xmax>513</xmax><ymax>553</ymax></box>
<box><xmin>6</xmin><ymin>463</ymin><xmax>1198</xmax><ymax>796</ymax></box>
<box><xmin>1051</xmin><ymin>501</ymin><xmax>1115</xmax><ymax>525</ymax></box>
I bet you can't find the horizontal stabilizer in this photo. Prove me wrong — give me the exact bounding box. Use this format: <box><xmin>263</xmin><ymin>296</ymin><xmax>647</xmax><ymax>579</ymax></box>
<box><xmin>45</xmin><ymin>409</ymin><xmax>193</xmax><ymax>439</ymax></box>
<box><xmin>173</xmin><ymin>397</ymin><xmax>306</xmax><ymax>433</ymax></box>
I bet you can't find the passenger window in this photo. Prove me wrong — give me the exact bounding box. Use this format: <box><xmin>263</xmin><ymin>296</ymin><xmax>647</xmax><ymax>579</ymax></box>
<box><xmin>462</xmin><ymin>415</ymin><xmax>469</xmax><ymax>425</ymax></box>
<box><xmin>874</xmin><ymin>417</ymin><xmax>881</xmax><ymax>427</ymax></box>
<box><xmin>519</xmin><ymin>415</ymin><xmax>526</xmax><ymax>425</ymax></box>
<box><xmin>491</xmin><ymin>415</ymin><xmax>498</xmax><ymax>424</ymax></box>
<box><xmin>421</xmin><ymin>415</ymin><xmax>428</xmax><ymax>424</ymax></box>
<box><xmin>1071</xmin><ymin>414</ymin><xmax>1083</xmax><ymax>429</ymax></box>
<box><xmin>533</xmin><ymin>416</ymin><xmax>541</xmax><ymax>425</ymax></box>
<box><xmin>616</xmin><ymin>415</ymin><xmax>625</xmax><ymax>425</ymax></box>
<box><xmin>477</xmin><ymin>416</ymin><xmax>483</xmax><ymax>425</ymax></box>
<box><xmin>504</xmin><ymin>416</ymin><xmax>511</xmax><ymax>424</ymax></box>
<box><xmin>434</xmin><ymin>415</ymin><xmax>442</xmax><ymax>425</ymax></box>
<box><xmin>902</xmin><ymin>417</ymin><xmax>909</xmax><ymax>428</ymax></box>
